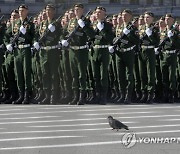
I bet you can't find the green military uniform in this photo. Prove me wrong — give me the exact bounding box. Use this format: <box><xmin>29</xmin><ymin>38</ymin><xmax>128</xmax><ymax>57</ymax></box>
<box><xmin>59</xmin><ymin>25</ymin><xmax>73</xmax><ymax>104</ymax></box>
<box><xmin>38</xmin><ymin>18</ymin><xmax>62</xmax><ymax>104</ymax></box>
<box><xmin>67</xmin><ymin>15</ymin><xmax>94</xmax><ymax>105</ymax></box>
<box><xmin>12</xmin><ymin>17</ymin><xmax>35</xmax><ymax>104</ymax></box>
<box><xmin>92</xmin><ymin>20</ymin><xmax>114</xmax><ymax>104</ymax></box>
<box><xmin>31</xmin><ymin>23</ymin><xmax>43</xmax><ymax>103</ymax></box>
<box><xmin>160</xmin><ymin>26</ymin><xmax>179</xmax><ymax>103</ymax></box>
<box><xmin>139</xmin><ymin>23</ymin><xmax>159</xmax><ymax>103</ymax></box>
<box><xmin>115</xmin><ymin>22</ymin><xmax>139</xmax><ymax>104</ymax></box>
<box><xmin>3</xmin><ymin>21</ymin><xmax>18</xmax><ymax>104</ymax></box>
<box><xmin>0</xmin><ymin>20</ymin><xmax>6</xmax><ymax>102</ymax></box>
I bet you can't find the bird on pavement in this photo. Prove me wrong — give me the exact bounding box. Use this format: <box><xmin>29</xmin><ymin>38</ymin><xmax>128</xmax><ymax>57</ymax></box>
<box><xmin>107</xmin><ymin>116</ymin><xmax>129</xmax><ymax>131</ymax></box>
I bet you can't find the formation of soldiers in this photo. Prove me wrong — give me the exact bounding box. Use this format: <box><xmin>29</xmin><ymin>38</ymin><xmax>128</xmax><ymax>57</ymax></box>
<box><xmin>0</xmin><ymin>3</ymin><xmax>179</xmax><ymax>105</ymax></box>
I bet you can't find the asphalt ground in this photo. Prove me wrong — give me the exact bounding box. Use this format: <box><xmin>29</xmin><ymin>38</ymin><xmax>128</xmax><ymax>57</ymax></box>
<box><xmin>0</xmin><ymin>103</ymin><xmax>180</xmax><ymax>154</ymax></box>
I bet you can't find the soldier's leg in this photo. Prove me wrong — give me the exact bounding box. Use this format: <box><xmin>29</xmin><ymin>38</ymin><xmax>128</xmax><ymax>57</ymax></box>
<box><xmin>49</xmin><ymin>49</ymin><xmax>60</xmax><ymax>105</ymax></box>
<box><xmin>124</xmin><ymin>51</ymin><xmax>135</xmax><ymax>104</ymax></box>
<box><xmin>13</xmin><ymin>50</ymin><xmax>24</xmax><ymax>104</ymax></box>
<box><xmin>69</xmin><ymin>49</ymin><xmax>79</xmax><ymax>105</ymax></box>
<box><xmin>39</xmin><ymin>50</ymin><xmax>51</xmax><ymax>104</ymax></box>
<box><xmin>77</xmin><ymin>49</ymin><xmax>88</xmax><ymax>105</ymax></box>
<box><xmin>116</xmin><ymin>54</ymin><xmax>126</xmax><ymax>104</ymax></box>
<box><xmin>146</xmin><ymin>49</ymin><xmax>156</xmax><ymax>103</ymax></box>
<box><xmin>169</xmin><ymin>54</ymin><xmax>177</xmax><ymax>103</ymax></box>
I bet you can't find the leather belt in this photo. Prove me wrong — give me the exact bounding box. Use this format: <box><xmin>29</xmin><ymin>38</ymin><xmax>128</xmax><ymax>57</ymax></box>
<box><xmin>41</xmin><ymin>45</ymin><xmax>59</xmax><ymax>50</ymax></box>
<box><xmin>18</xmin><ymin>44</ymin><xmax>30</xmax><ymax>49</ymax></box>
<box><xmin>121</xmin><ymin>45</ymin><xmax>135</xmax><ymax>52</ymax></box>
<box><xmin>165</xmin><ymin>50</ymin><xmax>176</xmax><ymax>54</ymax></box>
<box><xmin>70</xmin><ymin>45</ymin><xmax>88</xmax><ymax>50</ymax></box>
<box><xmin>141</xmin><ymin>45</ymin><xmax>154</xmax><ymax>49</ymax></box>
<box><xmin>93</xmin><ymin>45</ymin><xmax>109</xmax><ymax>49</ymax></box>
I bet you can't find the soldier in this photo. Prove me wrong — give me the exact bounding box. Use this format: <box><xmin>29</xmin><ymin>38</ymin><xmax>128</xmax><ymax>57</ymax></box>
<box><xmin>33</xmin><ymin>4</ymin><xmax>62</xmax><ymax>105</ymax></box>
<box><xmin>0</xmin><ymin>8</ymin><xmax>6</xmax><ymax>103</ymax></box>
<box><xmin>3</xmin><ymin>9</ymin><xmax>19</xmax><ymax>104</ymax></box>
<box><xmin>161</xmin><ymin>14</ymin><xmax>179</xmax><ymax>103</ymax></box>
<box><xmin>61</xmin><ymin>3</ymin><xmax>95</xmax><ymax>105</ymax></box>
<box><xmin>6</xmin><ymin>4</ymin><xmax>35</xmax><ymax>104</ymax></box>
<box><xmin>92</xmin><ymin>6</ymin><xmax>114</xmax><ymax>104</ymax></box>
<box><xmin>139</xmin><ymin>11</ymin><xmax>159</xmax><ymax>103</ymax></box>
<box><xmin>154</xmin><ymin>16</ymin><xmax>165</xmax><ymax>102</ymax></box>
<box><xmin>109</xmin><ymin>9</ymin><xmax>139</xmax><ymax>104</ymax></box>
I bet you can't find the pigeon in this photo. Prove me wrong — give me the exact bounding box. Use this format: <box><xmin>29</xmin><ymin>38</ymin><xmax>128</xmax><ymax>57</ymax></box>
<box><xmin>107</xmin><ymin>116</ymin><xmax>129</xmax><ymax>131</ymax></box>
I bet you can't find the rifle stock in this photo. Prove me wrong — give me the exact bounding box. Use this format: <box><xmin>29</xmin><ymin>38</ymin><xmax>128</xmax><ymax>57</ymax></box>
<box><xmin>66</xmin><ymin>10</ymin><xmax>92</xmax><ymax>42</ymax></box>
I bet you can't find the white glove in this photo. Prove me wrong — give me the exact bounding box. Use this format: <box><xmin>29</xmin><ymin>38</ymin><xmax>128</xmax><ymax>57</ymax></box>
<box><xmin>48</xmin><ymin>24</ymin><xmax>55</xmax><ymax>32</ymax></box>
<box><xmin>61</xmin><ymin>40</ymin><xmax>69</xmax><ymax>47</ymax></box>
<box><xmin>78</xmin><ymin>19</ymin><xmax>85</xmax><ymax>28</ymax></box>
<box><xmin>167</xmin><ymin>30</ymin><xmax>173</xmax><ymax>37</ymax></box>
<box><xmin>108</xmin><ymin>46</ymin><xmax>115</xmax><ymax>53</ymax></box>
<box><xmin>145</xmin><ymin>28</ymin><xmax>152</xmax><ymax>37</ymax></box>
<box><xmin>6</xmin><ymin>44</ymin><xmax>13</xmax><ymax>52</ymax></box>
<box><xmin>97</xmin><ymin>22</ymin><xmax>104</xmax><ymax>31</ymax></box>
<box><xmin>123</xmin><ymin>28</ymin><xmax>130</xmax><ymax>35</ymax></box>
<box><xmin>33</xmin><ymin>42</ymin><xmax>40</xmax><ymax>50</ymax></box>
<box><xmin>20</xmin><ymin>25</ymin><xmax>26</xmax><ymax>35</ymax></box>
<box><xmin>154</xmin><ymin>48</ymin><xmax>159</xmax><ymax>55</ymax></box>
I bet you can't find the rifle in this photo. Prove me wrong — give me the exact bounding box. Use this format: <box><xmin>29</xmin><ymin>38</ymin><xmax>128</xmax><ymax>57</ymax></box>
<box><xmin>113</xmin><ymin>20</ymin><xmax>136</xmax><ymax>46</ymax></box>
<box><xmin>0</xmin><ymin>15</ymin><xmax>4</xmax><ymax>22</ymax></box>
<box><xmin>38</xmin><ymin>15</ymin><xmax>63</xmax><ymax>44</ymax></box>
<box><xmin>66</xmin><ymin>10</ymin><xmax>92</xmax><ymax>42</ymax></box>
<box><xmin>10</xmin><ymin>16</ymin><xmax>33</xmax><ymax>52</ymax></box>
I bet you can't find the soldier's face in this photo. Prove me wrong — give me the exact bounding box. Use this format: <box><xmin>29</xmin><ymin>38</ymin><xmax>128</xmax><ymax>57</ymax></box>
<box><xmin>46</xmin><ymin>8</ymin><xmax>55</xmax><ymax>18</ymax></box>
<box><xmin>11</xmin><ymin>12</ymin><xmax>19</xmax><ymax>21</ymax></box>
<box><xmin>74</xmin><ymin>7</ymin><xmax>83</xmax><ymax>17</ymax></box>
<box><xmin>165</xmin><ymin>17</ymin><xmax>174</xmax><ymax>26</ymax></box>
<box><xmin>117</xmin><ymin>15</ymin><xmax>123</xmax><ymax>25</ymax></box>
<box><xmin>68</xmin><ymin>11</ymin><xmax>75</xmax><ymax>19</ymax></box>
<box><xmin>95</xmin><ymin>9</ymin><xmax>105</xmax><ymax>20</ymax></box>
<box><xmin>112</xmin><ymin>17</ymin><xmax>117</xmax><ymax>26</ymax></box>
<box><xmin>19</xmin><ymin>8</ymin><xmax>28</xmax><ymax>18</ymax></box>
<box><xmin>138</xmin><ymin>18</ymin><xmax>145</xmax><ymax>25</ymax></box>
<box><xmin>122</xmin><ymin>12</ymin><xmax>132</xmax><ymax>23</ymax></box>
<box><xmin>144</xmin><ymin>14</ymin><xmax>153</xmax><ymax>24</ymax></box>
<box><xmin>159</xmin><ymin>20</ymin><xmax>166</xmax><ymax>28</ymax></box>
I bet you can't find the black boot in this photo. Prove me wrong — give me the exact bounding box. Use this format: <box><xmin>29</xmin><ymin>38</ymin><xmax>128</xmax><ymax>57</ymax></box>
<box><xmin>124</xmin><ymin>93</ymin><xmax>132</xmax><ymax>104</ymax></box>
<box><xmin>13</xmin><ymin>91</ymin><xmax>24</xmax><ymax>104</ymax></box>
<box><xmin>22</xmin><ymin>91</ymin><xmax>32</xmax><ymax>104</ymax></box>
<box><xmin>61</xmin><ymin>90</ymin><xmax>72</xmax><ymax>104</ymax></box>
<box><xmin>4</xmin><ymin>92</ymin><xmax>17</xmax><ymax>104</ymax></box>
<box><xmin>39</xmin><ymin>90</ymin><xmax>50</xmax><ymax>105</ymax></box>
<box><xmin>116</xmin><ymin>92</ymin><xmax>125</xmax><ymax>104</ymax></box>
<box><xmin>77</xmin><ymin>91</ymin><xmax>86</xmax><ymax>105</ymax></box>
<box><xmin>0</xmin><ymin>90</ymin><xmax>10</xmax><ymax>103</ymax></box>
<box><xmin>146</xmin><ymin>92</ymin><xmax>154</xmax><ymax>104</ymax></box>
<box><xmin>169</xmin><ymin>91</ymin><xmax>175</xmax><ymax>103</ymax></box>
<box><xmin>88</xmin><ymin>90</ymin><xmax>96</xmax><ymax>104</ymax></box>
<box><xmin>99</xmin><ymin>91</ymin><xmax>107</xmax><ymax>105</ymax></box>
<box><xmin>113</xmin><ymin>90</ymin><xmax>121</xmax><ymax>103</ymax></box>
<box><xmin>69</xmin><ymin>90</ymin><xmax>79</xmax><ymax>105</ymax></box>
<box><xmin>139</xmin><ymin>92</ymin><xmax>148</xmax><ymax>103</ymax></box>
<box><xmin>50</xmin><ymin>90</ymin><xmax>59</xmax><ymax>105</ymax></box>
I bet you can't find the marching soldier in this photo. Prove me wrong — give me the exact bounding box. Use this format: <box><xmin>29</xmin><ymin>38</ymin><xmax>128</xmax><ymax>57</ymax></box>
<box><xmin>109</xmin><ymin>9</ymin><xmax>139</xmax><ymax>104</ymax></box>
<box><xmin>92</xmin><ymin>6</ymin><xmax>114</xmax><ymax>104</ymax></box>
<box><xmin>139</xmin><ymin>11</ymin><xmax>159</xmax><ymax>103</ymax></box>
<box><xmin>161</xmin><ymin>14</ymin><xmax>179</xmax><ymax>103</ymax></box>
<box><xmin>3</xmin><ymin>9</ymin><xmax>19</xmax><ymax>104</ymax></box>
<box><xmin>6</xmin><ymin>4</ymin><xmax>35</xmax><ymax>104</ymax></box>
<box><xmin>0</xmin><ymin>9</ymin><xmax>6</xmax><ymax>103</ymax></box>
<box><xmin>61</xmin><ymin>3</ymin><xmax>95</xmax><ymax>105</ymax></box>
<box><xmin>34</xmin><ymin>4</ymin><xmax>62</xmax><ymax>105</ymax></box>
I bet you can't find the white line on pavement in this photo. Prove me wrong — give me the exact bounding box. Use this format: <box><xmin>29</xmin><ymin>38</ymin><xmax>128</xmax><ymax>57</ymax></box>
<box><xmin>0</xmin><ymin>135</ymin><xmax>85</xmax><ymax>142</ymax></box>
<box><xmin>81</xmin><ymin>111</ymin><xmax>158</xmax><ymax>116</ymax></box>
<box><xmin>27</xmin><ymin>122</ymin><xmax>136</xmax><ymax>128</ymax></box>
<box><xmin>1</xmin><ymin>114</ymin><xmax>180</xmax><ymax>125</ymax></box>
<box><xmin>0</xmin><ymin>116</ymin><xmax>60</xmax><ymax>120</ymax></box>
<box><xmin>0</xmin><ymin>140</ymin><xmax>123</xmax><ymax>150</ymax></box>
